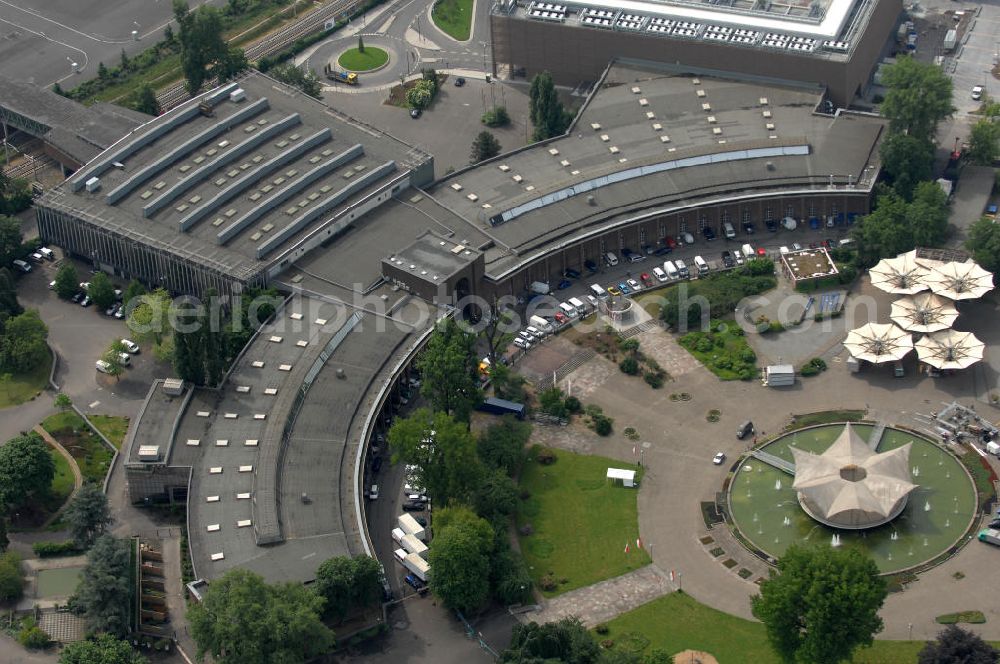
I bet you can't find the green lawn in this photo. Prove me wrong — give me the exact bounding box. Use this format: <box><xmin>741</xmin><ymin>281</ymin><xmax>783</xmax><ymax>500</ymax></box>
<box><xmin>42</xmin><ymin>412</ymin><xmax>114</xmax><ymax>485</ymax></box>
<box><xmin>87</xmin><ymin>415</ymin><xmax>131</xmax><ymax>450</ymax></box>
<box><xmin>338</xmin><ymin>47</ymin><xmax>389</xmax><ymax>71</ymax></box>
<box><xmin>598</xmin><ymin>592</ymin><xmax>932</xmax><ymax>664</ymax></box>
<box><xmin>516</xmin><ymin>447</ymin><xmax>649</xmax><ymax>596</ymax></box>
<box><xmin>0</xmin><ymin>353</ymin><xmax>52</xmax><ymax>408</ymax></box>
<box><xmin>431</xmin><ymin>0</ymin><xmax>474</xmax><ymax>41</ymax></box>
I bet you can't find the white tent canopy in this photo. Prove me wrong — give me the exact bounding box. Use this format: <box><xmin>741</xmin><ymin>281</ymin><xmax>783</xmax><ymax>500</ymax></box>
<box><xmin>923</xmin><ymin>261</ymin><xmax>994</xmax><ymax>300</ymax></box>
<box><xmin>914</xmin><ymin>329</ymin><xmax>986</xmax><ymax>370</ymax></box>
<box><xmin>890</xmin><ymin>292</ymin><xmax>959</xmax><ymax>333</ymax></box>
<box><xmin>607</xmin><ymin>468</ymin><xmax>636</xmax><ymax>487</ymax></box>
<box><xmin>869</xmin><ymin>252</ymin><xmax>930</xmax><ymax>295</ymax></box>
<box><xmin>843</xmin><ymin>322</ymin><xmax>913</xmax><ymax>364</ymax></box>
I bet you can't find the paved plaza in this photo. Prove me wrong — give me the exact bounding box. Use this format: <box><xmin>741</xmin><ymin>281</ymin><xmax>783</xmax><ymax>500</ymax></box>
<box><xmin>517</xmin><ymin>272</ymin><xmax>1000</xmax><ymax>641</ymax></box>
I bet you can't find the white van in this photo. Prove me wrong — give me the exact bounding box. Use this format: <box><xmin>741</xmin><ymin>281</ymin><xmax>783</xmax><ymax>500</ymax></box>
<box><xmin>694</xmin><ymin>255</ymin><xmax>709</xmax><ymax>275</ymax></box>
<box><xmin>38</xmin><ymin>247</ymin><xmax>55</xmax><ymax>261</ymax></box>
<box><xmin>589</xmin><ymin>283</ymin><xmax>607</xmax><ymax>299</ymax></box>
<box><xmin>559</xmin><ymin>301</ymin><xmax>578</xmax><ymax>318</ymax></box>
<box><xmin>652</xmin><ymin>266</ymin><xmax>668</xmax><ymax>282</ymax></box>
<box><xmin>528</xmin><ymin>315</ymin><xmax>552</xmax><ymax>332</ymax></box>
<box><xmin>663</xmin><ymin>260</ymin><xmax>679</xmax><ymax>280</ymax></box>
<box><xmin>568</xmin><ymin>297</ymin><xmax>587</xmax><ymax>314</ymax></box>
<box><xmin>779</xmin><ymin>246</ymin><xmax>790</xmax><ymax>255</ymax></box>
<box><xmin>681</xmin><ymin>232</ymin><xmax>695</xmax><ymax>245</ymax></box>
<box><xmin>723</xmin><ymin>222</ymin><xmax>736</xmax><ymax>239</ymax></box>
<box><xmin>741</xmin><ymin>243</ymin><xmax>755</xmax><ymax>259</ymax></box>
<box><xmin>674</xmin><ymin>259</ymin><xmax>690</xmax><ymax>278</ymax></box>
<box><xmin>604</xmin><ymin>252</ymin><xmax>619</xmax><ymax>267</ymax></box>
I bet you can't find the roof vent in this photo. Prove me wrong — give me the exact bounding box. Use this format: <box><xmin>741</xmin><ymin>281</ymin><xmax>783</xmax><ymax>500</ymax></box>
<box><xmin>587</xmin><ymin>195</ymin><xmax>596</xmax><ymax>206</ymax></box>
<box><xmin>766</xmin><ymin>161</ymin><xmax>776</xmax><ymax>171</ymax></box>
<box><xmin>336</xmin><ymin>368</ymin><xmax>346</xmax><ymax>379</ymax></box>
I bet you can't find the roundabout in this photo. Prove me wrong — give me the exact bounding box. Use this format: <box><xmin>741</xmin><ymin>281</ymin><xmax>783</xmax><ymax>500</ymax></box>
<box><xmin>728</xmin><ymin>423</ymin><xmax>978</xmax><ymax>574</ymax></box>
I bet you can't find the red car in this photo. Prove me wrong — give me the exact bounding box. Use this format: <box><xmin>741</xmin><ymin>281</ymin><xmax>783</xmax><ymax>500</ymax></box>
<box><xmin>757</xmin><ymin>247</ymin><xmax>768</xmax><ymax>257</ymax></box>
<box><xmin>665</xmin><ymin>237</ymin><xmax>677</xmax><ymax>249</ymax></box>
<box><xmin>554</xmin><ymin>311</ymin><xmax>568</xmax><ymax>324</ymax></box>
<box><xmin>640</xmin><ymin>272</ymin><xmax>654</xmax><ymax>286</ymax></box>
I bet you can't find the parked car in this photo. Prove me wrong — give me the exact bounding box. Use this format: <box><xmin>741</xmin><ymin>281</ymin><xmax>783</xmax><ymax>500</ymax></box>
<box><xmin>791</xmin><ymin>242</ymin><xmax>803</xmax><ymax>251</ymax></box>
<box><xmin>972</xmin><ymin>85</ymin><xmax>984</xmax><ymax>101</ymax></box>
<box><xmin>765</xmin><ymin>219</ymin><xmax>778</xmax><ymax>232</ymax></box>
<box><xmin>404</xmin><ymin>574</ymin><xmax>425</xmax><ymax>590</ymax></box>
<box><xmin>639</xmin><ymin>272</ymin><xmax>654</xmax><ymax>287</ymax></box>
<box><xmin>721</xmin><ymin>251</ymin><xmax>735</xmax><ymax>268</ymax></box>
<box><xmin>618</xmin><ymin>282</ymin><xmax>631</xmax><ymax>295</ymax></box>
<box><xmin>120</xmin><ymin>339</ymin><xmax>140</xmax><ymax>354</ymax></box>
<box><xmin>48</xmin><ymin>280</ymin><xmax>56</xmax><ymax>290</ymax></box>
<box><xmin>409</xmin><ymin>108</ymin><xmax>421</xmax><ymax>118</ymax></box>
<box><xmin>742</xmin><ymin>221</ymin><xmax>755</xmax><ymax>234</ymax></box>
<box><xmin>680</xmin><ymin>232</ymin><xmax>695</xmax><ymax>245</ymax></box>
<box><xmin>564</xmin><ymin>268</ymin><xmax>581</xmax><ymax>279</ymax></box>
<box><xmin>95</xmin><ymin>360</ymin><xmax>111</xmax><ymax>374</ymax></box>
<box><xmin>114</xmin><ymin>307</ymin><xmax>126</xmax><ymax>319</ymax></box>
<box><xmin>733</xmin><ymin>249</ymin><xmax>744</xmax><ymax>265</ymax></box>
<box><xmin>713</xmin><ymin>452</ymin><xmax>726</xmax><ymax>465</ymax></box>
<box><xmin>584</xmin><ymin>259</ymin><xmax>598</xmax><ymax>273</ymax></box>
<box><xmin>554</xmin><ymin>311</ymin><xmax>569</xmax><ymax>324</ymax></box>
<box><xmin>105</xmin><ymin>303</ymin><xmax>120</xmax><ymax>317</ymax></box>
<box><xmin>454</xmin><ymin>77</ymin><xmax>466</xmax><ymax>87</ymax></box>
<box><xmin>626</xmin><ymin>278</ymin><xmax>641</xmax><ymax>292</ymax></box>
<box><xmin>71</xmin><ymin>292</ymin><xmax>83</xmax><ymax>303</ymax></box>
<box><xmin>513</xmin><ymin>337</ymin><xmax>531</xmax><ymax>350</ymax></box>
<box><xmin>402</xmin><ymin>500</ymin><xmax>426</xmax><ymax>511</ymax></box>
<box><xmin>652</xmin><ymin>266</ymin><xmax>668</xmax><ymax>282</ymax></box>
<box><xmin>371</xmin><ymin>456</ymin><xmax>383</xmax><ymax>473</ymax></box>
<box><xmin>79</xmin><ymin>296</ymin><xmax>92</xmax><ymax>307</ymax></box>
<box><xmin>702</xmin><ymin>226</ymin><xmax>716</xmax><ymax>241</ymax></box>
<box><xmin>607</xmin><ymin>285</ymin><xmax>622</xmax><ymax>296</ymax></box>
<box><xmin>557</xmin><ymin>279</ymin><xmax>572</xmax><ymax>290</ymax></box>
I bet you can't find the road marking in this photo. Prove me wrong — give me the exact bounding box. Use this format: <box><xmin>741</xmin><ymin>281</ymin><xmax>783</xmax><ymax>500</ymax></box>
<box><xmin>88</xmin><ymin>400</ymin><xmax>100</xmax><ymax>408</ymax></box>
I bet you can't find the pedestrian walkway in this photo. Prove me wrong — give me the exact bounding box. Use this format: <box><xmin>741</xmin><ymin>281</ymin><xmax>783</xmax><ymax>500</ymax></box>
<box><xmin>519</xmin><ymin>565</ymin><xmax>674</xmax><ymax>627</ymax></box>
<box><xmin>33</xmin><ymin>424</ymin><xmax>82</xmax><ymax>527</ymax></box>
<box><xmin>869</xmin><ymin>420</ymin><xmax>887</xmax><ymax>450</ymax></box>
<box><xmin>38</xmin><ymin>610</ymin><xmax>87</xmax><ymax>644</ymax></box>
<box><xmin>749</xmin><ymin>449</ymin><xmax>795</xmax><ymax>475</ymax></box>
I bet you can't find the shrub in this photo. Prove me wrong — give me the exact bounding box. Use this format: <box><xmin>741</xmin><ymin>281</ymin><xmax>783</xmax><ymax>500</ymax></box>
<box><xmin>0</xmin><ymin>552</ymin><xmax>24</xmax><ymax>602</ymax></box>
<box><xmin>768</xmin><ymin>320</ymin><xmax>785</xmax><ymax>333</ymax></box>
<box><xmin>838</xmin><ymin>265</ymin><xmax>858</xmax><ymax>284</ymax></box>
<box><xmin>538</xmin><ymin>387</ymin><xmax>567</xmax><ymax>418</ymax></box>
<box><xmin>595</xmin><ymin>623</ymin><xmax>609</xmax><ymax>635</ymax></box>
<box><xmin>564</xmin><ymin>396</ymin><xmax>582</xmax><ymax>413</ymax></box>
<box><xmin>536</xmin><ymin>448</ymin><xmax>557</xmax><ymax>465</ymax></box>
<box><xmin>481</xmin><ymin>105</ymin><xmax>511</xmax><ymax>127</ymax></box>
<box><xmin>619</xmin><ymin>356</ymin><xmax>640</xmax><ymax>375</ymax></box>
<box><xmin>592</xmin><ymin>414</ymin><xmax>613</xmax><ymax>436</ymax></box>
<box><xmin>18</xmin><ymin>625</ymin><xmax>50</xmax><ymax>649</ymax></box>
<box><xmin>539</xmin><ymin>574</ymin><xmax>557</xmax><ymax>591</ymax></box>
<box><xmin>800</xmin><ymin>364</ymin><xmax>820</xmax><ymax>377</ymax></box>
<box><xmin>32</xmin><ymin>541</ymin><xmax>79</xmax><ymax>557</ymax></box>
<box><xmin>644</xmin><ymin>371</ymin><xmax>665</xmax><ymax>388</ymax></box>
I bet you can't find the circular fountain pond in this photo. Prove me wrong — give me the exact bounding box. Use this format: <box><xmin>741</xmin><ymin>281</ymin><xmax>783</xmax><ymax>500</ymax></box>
<box><xmin>728</xmin><ymin>423</ymin><xmax>977</xmax><ymax>574</ymax></box>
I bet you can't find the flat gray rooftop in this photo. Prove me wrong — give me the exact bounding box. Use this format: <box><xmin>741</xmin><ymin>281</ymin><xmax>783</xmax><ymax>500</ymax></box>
<box><xmin>41</xmin><ymin>72</ymin><xmax>428</xmax><ymax>281</ymax></box>
<box><xmin>421</xmin><ymin>63</ymin><xmax>885</xmax><ymax>279</ymax></box>
<box><xmin>0</xmin><ymin>74</ymin><xmax>145</xmax><ymax>165</ymax></box>
<box><xmin>124</xmin><ymin>381</ymin><xmax>190</xmax><ymax>465</ymax></box>
<box><xmin>174</xmin><ymin>292</ymin><xmax>428</xmax><ymax>583</ymax></box>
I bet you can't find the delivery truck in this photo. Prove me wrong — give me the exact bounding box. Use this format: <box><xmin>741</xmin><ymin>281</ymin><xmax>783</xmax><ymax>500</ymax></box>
<box><xmin>397</xmin><ymin>513</ymin><xmax>426</xmax><ymax>540</ymax></box>
<box><xmin>324</xmin><ymin>64</ymin><xmax>358</xmax><ymax>85</ymax></box>
<box><xmin>763</xmin><ymin>364</ymin><xmax>795</xmax><ymax>387</ymax></box>
<box><xmin>403</xmin><ymin>552</ymin><xmax>430</xmax><ymax>582</ymax></box>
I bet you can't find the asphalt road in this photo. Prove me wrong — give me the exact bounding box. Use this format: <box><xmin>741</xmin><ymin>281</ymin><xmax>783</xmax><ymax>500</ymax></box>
<box><xmin>0</xmin><ymin>0</ymin><xmax>226</xmax><ymax>88</ymax></box>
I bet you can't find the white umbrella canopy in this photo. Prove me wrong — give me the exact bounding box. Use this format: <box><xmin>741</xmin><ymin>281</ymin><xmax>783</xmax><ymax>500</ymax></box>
<box><xmin>869</xmin><ymin>253</ymin><xmax>930</xmax><ymax>295</ymax></box>
<box><xmin>843</xmin><ymin>323</ymin><xmax>914</xmax><ymax>364</ymax></box>
<box><xmin>890</xmin><ymin>293</ymin><xmax>959</xmax><ymax>333</ymax></box>
<box><xmin>915</xmin><ymin>329</ymin><xmax>985</xmax><ymax>370</ymax></box>
<box><xmin>923</xmin><ymin>261</ymin><xmax>994</xmax><ymax>300</ymax></box>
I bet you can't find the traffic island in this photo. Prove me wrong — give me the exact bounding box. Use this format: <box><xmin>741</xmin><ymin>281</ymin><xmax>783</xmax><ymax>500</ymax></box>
<box><xmin>337</xmin><ymin>46</ymin><xmax>389</xmax><ymax>72</ymax></box>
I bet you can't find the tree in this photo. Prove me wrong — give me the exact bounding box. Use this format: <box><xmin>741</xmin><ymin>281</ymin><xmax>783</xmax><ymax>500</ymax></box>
<box><xmin>0</xmin><ymin>550</ymin><xmax>23</xmax><ymax>602</ymax></box>
<box><xmin>427</xmin><ymin>505</ymin><xmax>494</xmax><ymax>611</ymax></box>
<box><xmin>173</xmin><ymin>298</ymin><xmax>206</xmax><ymax>384</ymax></box>
<box><xmin>122</xmin><ymin>279</ymin><xmax>146</xmax><ymax>307</ymax></box>
<box><xmin>358</xmin><ymin>35</ymin><xmax>365</xmax><ymax>53</ymax></box>
<box><xmin>173</xmin><ymin>0</ymin><xmax>228</xmax><ymax>95</ymax></box>
<box><xmin>490</xmin><ymin>547</ymin><xmax>532</xmax><ymax>605</ymax></box>
<box><xmin>918</xmin><ymin>625</ymin><xmax>999</xmax><ymax>664</ymax></box>
<box><xmin>472</xmin><ymin>468</ymin><xmax>518</xmax><ymax>524</ymax></box>
<box><xmin>0</xmin><ymin>215</ymin><xmax>23</xmax><ymax>268</ymax></box>
<box><xmin>487</xmin><ymin>363</ymin><xmax>527</xmax><ymax>404</ymax></box>
<box><xmin>464</xmin><ymin>298</ymin><xmax>516</xmax><ymax>364</ymax></box>
<box><xmin>130</xmin><ymin>84</ymin><xmax>161</xmax><ymax>116</ymax></box>
<box><xmin>967</xmin><ymin>102</ymin><xmax>1000</xmax><ymax>166</ymax></box>
<box><xmin>751</xmin><ymin>544</ymin><xmax>886</xmax><ymax>664</ymax></box>
<box><xmin>188</xmin><ymin>568</ymin><xmax>335</xmax><ymax>664</ymax></box>
<box><xmin>966</xmin><ymin>215</ymin><xmax>1000</xmax><ymax>273</ymax></box>
<box><xmin>415</xmin><ymin>317</ymin><xmax>481</xmax><ymax>420</ymax></box>
<box><xmin>101</xmin><ymin>344</ymin><xmax>126</xmax><ymax>382</ymax></box>
<box><xmin>215</xmin><ymin>46</ymin><xmax>248</xmax><ymax>82</ymax></box>
<box><xmin>314</xmin><ymin>555</ymin><xmax>382</xmax><ymax>621</ymax></box>
<box><xmin>73</xmin><ymin>535</ymin><xmax>132</xmax><ymax>636</ymax></box>
<box><xmin>268</xmin><ymin>63</ymin><xmax>322</xmax><ymax>99</ymax></box>
<box><xmin>528</xmin><ymin>71</ymin><xmax>571</xmax><ymax>141</ymax></box>
<box><xmin>851</xmin><ymin>187</ymin><xmax>912</xmax><ymax>267</ymax></box>
<box><xmin>0</xmin><ymin>432</ymin><xmax>54</xmax><ymax>509</ymax></box>
<box><xmin>908</xmin><ymin>180</ymin><xmax>949</xmax><ymax>246</ymax></box>
<box><xmin>119</xmin><ymin>49</ymin><xmax>131</xmax><ymax>72</ymax></box>
<box><xmin>477</xmin><ymin>416</ymin><xmax>530</xmax><ymax>475</ymax></box>
<box><xmin>126</xmin><ymin>288</ymin><xmax>171</xmax><ymax>345</ymax></box>
<box><xmin>0</xmin><ymin>512</ymin><xmax>8</xmax><ymax>553</ymax></box>
<box><xmin>55</xmin><ymin>393</ymin><xmax>72</xmax><ymax>410</ymax></box>
<box><xmin>389</xmin><ymin>409</ymin><xmax>483</xmax><ymax>505</ymax></box>
<box><xmin>54</xmin><ymin>263</ymin><xmax>80</xmax><ymax>299</ymax></box>
<box><xmin>97</xmin><ymin>62</ymin><xmax>109</xmax><ymax>80</ymax></box>
<box><xmin>0</xmin><ymin>267</ymin><xmax>22</xmax><ymax>319</ymax></box>
<box><xmin>501</xmin><ymin>616</ymin><xmax>601</xmax><ymax>663</ymax></box>
<box><xmin>88</xmin><ymin>272</ymin><xmax>116</xmax><ymax>311</ymax></box>
<box><xmin>65</xmin><ymin>484</ymin><xmax>113</xmax><ymax>549</ymax></box>
<box><xmin>482</xmin><ymin>105</ymin><xmax>511</xmax><ymax>127</ymax></box>
<box><xmin>60</xmin><ymin>633</ymin><xmax>147</xmax><ymax>664</ymax></box>
<box><xmin>879</xmin><ymin>132</ymin><xmax>934</xmax><ymax>200</ymax></box>
<box><xmin>406</xmin><ymin>80</ymin><xmax>435</xmax><ymax>110</ymax></box>
<box><xmin>0</xmin><ymin>309</ymin><xmax>49</xmax><ymax>373</ymax></box>
<box><xmin>470</xmin><ymin>131</ymin><xmax>502</xmax><ymax>163</ymax></box>
<box><xmin>880</xmin><ymin>55</ymin><xmax>953</xmax><ymax>140</ymax></box>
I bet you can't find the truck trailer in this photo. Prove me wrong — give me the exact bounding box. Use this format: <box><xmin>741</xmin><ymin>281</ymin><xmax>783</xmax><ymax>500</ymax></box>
<box><xmin>401</xmin><ymin>533</ymin><xmax>428</xmax><ymax>558</ymax></box>
<box><xmin>323</xmin><ymin>64</ymin><xmax>358</xmax><ymax>85</ymax></box>
<box><xmin>403</xmin><ymin>552</ymin><xmax>430</xmax><ymax>582</ymax></box>
<box><xmin>397</xmin><ymin>513</ymin><xmax>426</xmax><ymax>540</ymax></box>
